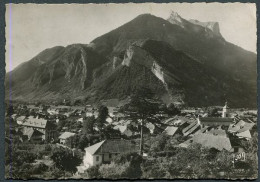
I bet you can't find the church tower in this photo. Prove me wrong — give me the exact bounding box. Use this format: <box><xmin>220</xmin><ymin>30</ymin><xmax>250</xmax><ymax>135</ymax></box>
<box><xmin>222</xmin><ymin>101</ymin><xmax>229</xmax><ymax>118</ymax></box>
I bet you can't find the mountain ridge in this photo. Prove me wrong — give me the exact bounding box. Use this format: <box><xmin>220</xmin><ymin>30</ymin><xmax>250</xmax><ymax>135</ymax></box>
<box><xmin>5</xmin><ymin>12</ymin><xmax>257</xmax><ymax>108</ymax></box>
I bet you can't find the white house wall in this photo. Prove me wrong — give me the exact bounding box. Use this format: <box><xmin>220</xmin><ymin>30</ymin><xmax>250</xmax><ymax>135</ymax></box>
<box><xmin>93</xmin><ymin>154</ymin><xmax>103</xmax><ymax>166</ymax></box>
<box><xmin>83</xmin><ymin>152</ymin><xmax>119</xmax><ymax>167</ymax></box>
<box><xmin>83</xmin><ymin>152</ymin><xmax>94</xmax><ymax>167</ymax></box>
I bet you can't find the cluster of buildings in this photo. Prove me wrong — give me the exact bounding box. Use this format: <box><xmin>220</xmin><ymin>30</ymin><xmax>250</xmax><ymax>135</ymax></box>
<box><xmin>82</xmin><ymin>102</ymin><xmax>257</xmax><ymax>167</ymax></box>
<box><xmin>8</xmin><ymin>104</ymin><xmax>96</xmax><ymax>143</ymax></box>
<box><xmin>7</xmin><ymin>101</ymin><xmax>257</xmax><ymax>170</ymax></box>
<box><xmin>12</xmin><ymin>115</ymin><xmax>57</xmax><ymax>143</ymax></box>
<box><xmin>8</xmin><ymin>104</ymin><xmax>133</xmax><ymax>144</ymax></box>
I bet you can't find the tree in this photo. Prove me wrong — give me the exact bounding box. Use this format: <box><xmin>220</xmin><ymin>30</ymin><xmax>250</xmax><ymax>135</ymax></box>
<box><xmin>166</xmin><ymin>103</ymin><xmax>181</xmax><ymax>116</ymax></box>
<box><xmin>120</xmin><ymin>87</ymin><xmax>160</xmax><ymax>154</ymax></box>
<box><xmin>65</xmin><ymin>135</ymin><xmax>79</xmax><ymax>148</ymax></box>
<box><xmin>96</xmin><ymin>105</ymin><xmax>109</xmax><ymax>130</ymax></box>
<box><xmin>51</xmin><ymin>147</ymin><xmax>82</xmax><ymax>177</ymax></box>
<box><xmin>149</xmin><ymin>134</ymin><xmax>171</xmax><ymax>156</ymax></box>
<box><xmin>239</xmin><ymin>132</ymin><xmax>258</xmax><ymax>177</ymax></box>
<box><xmin>83</xmin><ymin>116</ymin><xmax>95</xmax><ymax>134</ymax></box>
<box><xmin>5</xmin><ymin>144</ymin><xmax>37</xmax><ymax>179</ymax></box>
<box><xmin>208</xmin><ymin>107</ymin><xmax>219</xmax><ymax>117</ymax></box>
<box><xmin>73</xmin><ymin>99</ymin><xmax>81</xmax><ymax>106</ymax></box>
<box><xmin>78</xmin><ymin>134</ymin><xmax>89</xmax><ymax>151</ymax></box>
<box><xmin>57</xmin><ymin>120</ymin><xmax>66</xmax><ymax>131</ymax></box>
<box><xmin>97</xmin><ymin>152</ymin><xmax>143</xmax><ymax>179</ymax></box>
<box><xmin>101</xmin><ymin>125</ymin><xmax>121</xmax><ymax>139</ymax></box>
<box><xmin>31</xmin><ymin>162</ymin><xmax>49</xmax><ymax>174</ymax></box>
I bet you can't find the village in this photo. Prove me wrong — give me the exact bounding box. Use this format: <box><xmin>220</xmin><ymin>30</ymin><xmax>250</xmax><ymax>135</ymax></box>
<box><xmin>5</xmin><ymin>98</ymin><xmax>258</xmax><ymax>179</ymax></box>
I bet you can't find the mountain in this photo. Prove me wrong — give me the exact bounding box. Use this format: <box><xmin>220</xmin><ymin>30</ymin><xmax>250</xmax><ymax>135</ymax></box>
<box><xmin>5</xmin><ymin>12</ymin><xmax>257</xmax><ymax>107</ymax></box>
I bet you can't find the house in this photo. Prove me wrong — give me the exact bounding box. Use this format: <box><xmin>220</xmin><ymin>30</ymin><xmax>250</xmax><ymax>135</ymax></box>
<box><xmin>236</xmin><ymin>130</ymin><xmax>252</xmax><ymax>140</ymax></box>
<box><xmin>75</xmin><ymin>109</ymin><xmax>85</xmax><ymax>116</ymax></box>
<box><xmin>179</xmin><ymin>133</ymin><xmax>233</xmax><ymax>151</ymax></box>
<box><xmin>163</xmin><ymin>126</ymin><xmax>180</xmax><ymax>136</ymax></box>
<box><xmin>59</xmin><ymin>132</ymin><xmax>76</xmax><ymax>145</ymax></box>
<box><xmin>164</xmin><ymin>116</ymin><xmax>189</xmax><ymax>127</ymax></box>
<box><xmin>86</xmin><ymin>110</ymin><xmax>94</xmax><ymax>117</ymax></box>
<box><xmin>83</xmin><ymin>139</ymin><xmax>139</xmax><ymax>167</ymax></box>
<box><xmin>108</xmin><ymin>107</ymin><xmax>116</xmax><ymax>117</ymax></box>
<box><xmin>198</xmin><ymin>117</ymin><xmax>233</xmax><ymax>127</ymax></box>
<box><xmin>47</xmin><ymin>108</ymin><xmax>59</xmax><ymax>115</ymax></box>
<box><xmin>20</xmin><ymin>116</ymin><xmax>57</xmax><ymax>142</ymax></box>
<box><xmin>11</xmin><ymin>114</ymin><xmax>17</xmax><ymax>119</ymax></box>
<box><xmin>63</xmin><ymin>112</ymin><xmax>71</xmax><ymax>118</ymax></box>
<box><xmin>114</xmin><ymin>112</ymin><xmax>125</xmax><ymax>121</ymax></box>
<box><xmin>181</xmin><ymin>109</ymin><xmax>196</xmax><ymax>115</ymax></box>
<box><xmin>23</xmin><ymin>127</ymin><xmax>44</xmax><ymax>142</ymax></box>
<box><xmin>228</xmin><ymin>120</ymin><xmax>255</xmax><ymax>134</ymax></box>
<box><xmin>163</xmin><ymin>117</ymin><xmax>176</xmax><ymax>125</ymax></box>
<box><xmin>182</xmin><ymin>121</ymin><xmax>200</xmax><ymax>136</ymax></box>
<box><xmin>123</xmin><ymin>120</ymin><xmax>138</xmax><ymax>128</ymax></box>
<box><xmin>146</xmin><ymin>122</ymin><xmax>156</xmax><ymax>134</ymax></box>
<box><xmin>106</xmin><ymin>117</ymin><xmax>113</xmax><ymax>123</ymax></box>
<box><xmin>77</xmin><ymin>118</ymin><xmax>84</xmax><ymax>123</ymax></box>
<box><xmin>16</xmin><ymin>115</ymin><xmax>26</xmax><ymax>125</ymax></box>
<box><xmin>86</xmin><ymin>109</ymin><xmax>99</xmax><ymax>118</ymax></box>
<box><xmin>113</xmin><ymin>125</ymin><xmax>133</xmax><ymax>137</ymax></box>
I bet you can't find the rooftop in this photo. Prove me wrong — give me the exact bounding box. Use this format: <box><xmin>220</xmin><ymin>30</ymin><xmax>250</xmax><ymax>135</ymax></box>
<box><xmin>181</xmin><ymin>133</ymin><xmax>232</xmax><ymax>151</ymax></box>
<box><xmin>164</xmin><ymin>126</ymin><xmax>178</xmax><ymax>136</ymax></box>
<box><xmin>17</xmin><ymin>115</ymin><xmax>26</xmax><ymax>121</ymax></box>
<box><xmin>23</xmin><ymin>128</ymin><xmax>44</xmax><ymax>139</ymax></box>
<box><xmin>114</xmin><ymin>125</ymin><xmax>127</xmax><ymax>133</ymax></box>
<box><xmin>85</xmin><ymin>139</ymin><xmax>139</xmax><ymax>155</ymax></box>
<box><xmin>199</xmin><ymin>117</ymin><xmax>233</xmax><ymax>123</ymax></box>
<box><xmin>236</xmin><ymin>130</ymin><xmax>252</xmax><ymax>139</ymax></box>
<box><xmin>228</xmin><ymin>120</ymin><xmax>255</xmax><ymax>133</ymax></box>
<box><xmin>20</xmin><ymin>116</ymin><xmax>48</xmax><ymax>129</ymax></box>
<box><xmin>207</xmin><ymin>129</ymin><xmax>227</xmax><ymax>136</ymax></box>
<box><xmin>59</xmin><ymin>132</ymin><xmax>76</xmax><ymax>139</ymax></box>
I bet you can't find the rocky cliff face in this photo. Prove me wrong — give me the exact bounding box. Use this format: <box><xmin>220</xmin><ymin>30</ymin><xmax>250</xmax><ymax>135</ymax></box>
<box><xmin>28</xmin><ymin>44</ymin><xmax>108</xmax><ymax>90</ymax></box>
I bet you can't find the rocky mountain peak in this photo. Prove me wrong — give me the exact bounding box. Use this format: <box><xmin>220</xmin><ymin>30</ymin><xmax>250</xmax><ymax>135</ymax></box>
<box><xmin>167</xmin><ymin>11</ymin><xmax>184</xmax><ymax>27</ymax></box>
<box><xmin>189</xmin><ymin>19</ymin><xmax>222</xmax><ymax>37</ymax></box>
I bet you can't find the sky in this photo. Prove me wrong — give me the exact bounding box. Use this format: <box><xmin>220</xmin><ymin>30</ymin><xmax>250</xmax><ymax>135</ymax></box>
<box><xmin>5</xmin><ymin>3</ymin><xmax>257</xmax><ymax>72</ymax></box>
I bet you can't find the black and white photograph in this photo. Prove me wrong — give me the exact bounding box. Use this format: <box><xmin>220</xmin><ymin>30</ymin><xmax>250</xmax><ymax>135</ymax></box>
<box><xmin>4</xmin><ymin>2</ymin><xmax>258</xmax><ymax>179</ymax></box>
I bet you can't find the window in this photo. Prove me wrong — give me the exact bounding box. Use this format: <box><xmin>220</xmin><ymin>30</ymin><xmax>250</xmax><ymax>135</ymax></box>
<box><xmin>109</xmin><ymin>154</ymin><xmax>112</xmax><ymax>158</ymax></box>
<box><xmin>96</xmin><ymin>156</ymin><xmax>99</xmax><ymax>161</ymax></box>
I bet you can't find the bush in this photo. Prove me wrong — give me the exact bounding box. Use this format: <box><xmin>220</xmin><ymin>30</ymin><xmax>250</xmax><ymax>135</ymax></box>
<box><xmin>99</xmin><ymin>162</ymin><xmax>130</xmax><ymax>179</ymax></box>
<box><xmin>111</xmin><ymin>152</ymin><xmax>142</xmax><ymax>179</ymax></box>
<box><xmin>6</xmin><ymin>163</ymin><xmax>34</xmax><ymax>179</ymax></box>
<box><xmin>50</xmin><ymin>147</ymin><xmax>82</xmax><ymax>175</ymax></box>
<box><xmin>141</xmin><ymin>158</ymin><xmax>169</xmax><ymax>179</ymax></box>
<box><xmin>49</xmin><ymin>166</ymin><xmax>64</xmax><ymax>178</ymax></box>
<box><xmin>31</xmin><ymin>163</ymin><xmax>49</xmax><ymax>174</ymax></box>
<box><xmin>149</xmin><ymin>134</ymin><xmax>170</xmax><ymax>156</ymax></box>
<box><xmin>85</xmin><ymin>165</ymin><xmax>100</xmax><ymax>178</ymax></box>
<box><xmin>113</xmin><ymin>152</ymin><xmax>142</xmax><ymax>164</ymax></box>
